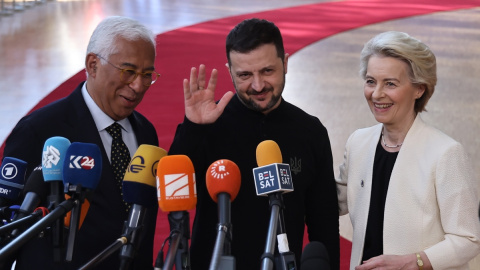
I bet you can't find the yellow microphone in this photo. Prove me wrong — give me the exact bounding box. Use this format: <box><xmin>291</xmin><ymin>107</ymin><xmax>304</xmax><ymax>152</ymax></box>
<box><xmin>123</xmin><ymin>144</ymin><xmax>168</xmax><ymax>206</ymax></box>
<box><xmin>120</xmin><ymin>144</ymin><xmax>168</xmax><ymax>269</ymax></box>
<box><xmin>256</xmin><ymin>139</ymin><xmax>283</xmax><ymax>166</ymax></box>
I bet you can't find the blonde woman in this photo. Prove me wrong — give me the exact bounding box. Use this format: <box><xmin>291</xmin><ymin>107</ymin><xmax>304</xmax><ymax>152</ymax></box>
<box><xmin>337</xmin><ymin>31</ymin><xmax>480</xmax><ymax>270</ymax></box>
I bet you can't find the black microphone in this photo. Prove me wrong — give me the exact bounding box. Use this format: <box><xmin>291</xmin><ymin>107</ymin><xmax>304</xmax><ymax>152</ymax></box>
<box><xmin>42</xmin><ymin>136</ymin><xmax>71</xmax><ymax>262</ymax></box>
<box><xmin>253</xmin><ymin>140</ymin><xmax>296</xmax><ymax>270</ymax></box>
<box><xmin>119</xmin><ymin>144</ymin><xmax>167</xmax><ymax>270</ymax></box>
<box><xmin>0</xmin><ymin>158</ymin><xmax>27</xmax><ymax>270</ymax></box>
<box><xmin>2</xmin><ymin>166</ymin><xmax>49</xmax><ymax>239</ymax></box>
<box><xmin>62</xmin><ymin>142</ymin><xmax>102</xmax><ymax>262</ymax></box>
<box><xmin>206</xmin><ymin>159</ymin><xmax>241</xmax><ymax>270</ymax></box>
<box><xmin>0</xmin><ymin>197</ymin><xmax>75</xmax><ymax>261</ymax></box>
<box><xmin>14</xmin><ymin>166</ymin><xmax>48</xmax><ymax>220</ymax></box>
<box><xmin>0</xmin><ymin>157</ymin><xmax>28</xmax><ymax>210</ymax></box>
<box><xmin>301</xmin><ymin>241</ymin><xmax>330</xmax><ymax>270</ymax></box>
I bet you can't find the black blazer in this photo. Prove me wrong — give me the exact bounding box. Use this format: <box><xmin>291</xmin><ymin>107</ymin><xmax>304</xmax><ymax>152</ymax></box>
<box><xmin>3</xmin><ymin>82</ymin><xmax>159</xmax><ymax>270</ymax></box>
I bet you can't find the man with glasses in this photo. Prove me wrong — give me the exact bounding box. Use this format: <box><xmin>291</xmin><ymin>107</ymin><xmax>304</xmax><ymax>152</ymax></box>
<box><xmin>2</xmin><ymin>16</ymin><xmax>159</xmax><ymax>269</ymax></box>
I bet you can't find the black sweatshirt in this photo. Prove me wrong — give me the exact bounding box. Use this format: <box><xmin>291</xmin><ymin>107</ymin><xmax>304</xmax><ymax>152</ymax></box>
<box><xmin>169</xmin><ymin>94</ymin><xmax>340</xmax><ymax>270</ymax></box>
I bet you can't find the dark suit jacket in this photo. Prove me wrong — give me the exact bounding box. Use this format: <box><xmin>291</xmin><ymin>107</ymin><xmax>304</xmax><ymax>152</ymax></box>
<box><xmin>2</xmin><ymin>82</ymin><xmax>159</xmax><ymax>269</ymax></box>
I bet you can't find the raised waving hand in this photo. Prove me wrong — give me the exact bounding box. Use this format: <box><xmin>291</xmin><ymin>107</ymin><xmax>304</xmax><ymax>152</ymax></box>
<box><xmin>183</xmin><ymin>64</ymin><xmax>234</xmax><ymax>124</ymax></box>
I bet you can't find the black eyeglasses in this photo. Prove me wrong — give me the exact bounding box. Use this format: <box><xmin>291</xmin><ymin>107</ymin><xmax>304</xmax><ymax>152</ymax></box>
<box><xmin>96</xmin><ymin>54</ymin><xmax>160</xmax><ymax>87</ymax></box>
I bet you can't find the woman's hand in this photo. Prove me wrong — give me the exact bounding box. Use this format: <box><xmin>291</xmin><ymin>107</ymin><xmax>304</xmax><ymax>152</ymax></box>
<box><xmin>355</xmin><ymin>253</ymin><xmax>430</xmax><ymax>270</ymax></box>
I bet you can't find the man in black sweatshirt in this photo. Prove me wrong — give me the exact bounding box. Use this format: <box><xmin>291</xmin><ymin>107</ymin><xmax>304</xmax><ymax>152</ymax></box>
<box><xmin>169</xmin><ymin>18</ymin><xmax>340</xmax><ymax>270</ymax></box>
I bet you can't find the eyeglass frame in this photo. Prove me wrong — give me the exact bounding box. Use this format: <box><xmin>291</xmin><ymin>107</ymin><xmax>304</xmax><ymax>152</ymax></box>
<box><xmin>95</xmin><ymin>54</ymin><xmax>160</xmax><ymax>86</ymax></box>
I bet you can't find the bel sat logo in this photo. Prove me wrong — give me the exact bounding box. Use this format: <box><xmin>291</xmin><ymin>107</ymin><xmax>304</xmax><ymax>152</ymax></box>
<box><xmin>253</xmin><ymin>163</ymin><xmax>293</xmax><ymax>196</ymax></box>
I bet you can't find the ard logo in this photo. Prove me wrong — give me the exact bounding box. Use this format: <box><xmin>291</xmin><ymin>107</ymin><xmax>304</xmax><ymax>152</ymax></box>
<box><xmin>290</xmin><ymin>157</ymin><xmax>301</xmax><ymax>175</ymax></box>
<box><xmin>1</xmin><ymin>163</ymin><xmax>18</xmax><ymax>180</ymax></box>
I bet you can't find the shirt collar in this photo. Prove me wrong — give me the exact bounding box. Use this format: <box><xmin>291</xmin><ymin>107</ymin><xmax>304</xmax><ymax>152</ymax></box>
<box><xmin>81</xmin><ymin>83</ymin><xmax>132</xmax><ymax>133</ymax></box>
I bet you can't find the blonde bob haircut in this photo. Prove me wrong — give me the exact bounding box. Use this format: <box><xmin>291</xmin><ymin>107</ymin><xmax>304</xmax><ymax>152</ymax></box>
<box><xmin>359</xmin><ymin>31</ymin><xmax>437</xmax><ymax>113</ymax></box>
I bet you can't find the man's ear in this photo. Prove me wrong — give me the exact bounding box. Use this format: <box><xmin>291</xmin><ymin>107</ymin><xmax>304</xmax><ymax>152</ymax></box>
<box><xmin>225</xmin><ymin>62</ymin><xmax>233</xmax><ymax>80</ymax></box>
<box><xmin>283</xmin><ymin>53</ymin><xmax>289</xmax><ymax>74</ymax></box>
<box><xmin>85</xmin><ymin>53</ymin><xmax>98</xmax><ymax>77</ymax></box>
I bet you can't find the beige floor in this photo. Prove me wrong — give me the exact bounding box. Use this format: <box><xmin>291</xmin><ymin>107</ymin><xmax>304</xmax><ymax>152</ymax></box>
<box><xmin>1</xmin><ymin>0</ymin><xmax>479</xmax><ymax>267</ymax></box>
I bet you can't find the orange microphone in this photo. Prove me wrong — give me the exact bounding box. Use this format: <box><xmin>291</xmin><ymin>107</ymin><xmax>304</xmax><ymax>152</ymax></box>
<box><xmin>206</xmin><ymin>159</ymin><xmax>241</xmax><ymax>270</ymax></box>
<box><xmin>156</xmin><ymin>155</ymin><xmax>196</xmax><ymax>270</ymax></box>
<box><xmin>156</xmin><ymin>155</ymin><xmax>196</xmax><ymax>212</ymax></box>
<box><xmin>64</xmin><ymin>194</ymin><xmax>89</xmax><ymax>229</ymax></box>
<box><xmin>206</xmin><ymin>159</ymin><xmax>241</xmax><ymax>203</ymax></box>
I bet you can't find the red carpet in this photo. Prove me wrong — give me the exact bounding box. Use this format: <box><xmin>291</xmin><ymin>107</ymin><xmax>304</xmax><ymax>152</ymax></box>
<box><xmin>2</xmin><ymin>0</ymin><xmax>479</xmax><ymax>268</ymax></box>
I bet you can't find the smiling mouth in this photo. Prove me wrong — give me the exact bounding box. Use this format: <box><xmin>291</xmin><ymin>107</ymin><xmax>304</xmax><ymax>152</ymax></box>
<box><xmin>374</xmin><ymin>103</ymin><xmax>392</xmax><ymax>109</ymax></box>
<box><xmin>121</xmin><ymin>95</ymin><xmax>135</xmax><ymax>102</ymax></box>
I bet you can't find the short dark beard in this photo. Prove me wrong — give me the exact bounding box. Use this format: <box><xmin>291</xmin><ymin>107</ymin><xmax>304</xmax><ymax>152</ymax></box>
<box><xmin>234</xmin><ymin>73</ymin><xmax>285</xmax><ymax>113</ymax></box>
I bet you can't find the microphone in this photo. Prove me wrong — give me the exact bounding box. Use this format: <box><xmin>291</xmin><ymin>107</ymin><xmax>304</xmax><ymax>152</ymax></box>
<box><xmin>0</xmin><ymin>198</ymin><xmax>76</xmax><ymax>261</ymax></box>
<box><xmin>206</xmin><ymin>159</ymin><xmax>241</xmax><ymax>270</ymax></box>
<box><xmin>0</xmin><ymin>157</ymin><xmax>28</xmax><ymax>209</ymax></box>
<box><xmin>16</xmin><ymin>166</ymin><xmax>47</xmax><ymax>218</ymax></box>
<box><xmin>119</xmin><ymin>144</ymin><xmax>167</xmax><ymax>270</ymax></box>
<box><xmin>156</xmin><ymin>155</ymin><xmax>196</xmax><ymax>270</ymax></box>
<box><xmin>254</xmin><ymin>140</ymin><xmax>293</xmax><ymax>196</ymax></box>
<box><xmin>300</xmin><ymin>241</ymin><xmax>330</xmax><ymax>270</ymax></box>
<box><xmin>78</xmin><ymin>144</ymin><xmax>167</xmax><ymax>270</ymax></box>
<box><xmin>42</xmin><ymin>136</ymin><xmax>71</xmax><ymax>262</ymax></box>
<box><xmin>4</xmin><ymin>166</ymin><xmax>49</xmax><ymax>239</ymax></box>
<box><xmin>63</xmin><ymin>194</ymin><xmax>90</xmax><ymax>230</ymax></box>
<box><xmin>254</xmin><ymin>140</ymin><xmax>296</xmax><ymax>270</ymax></box>
<box><xmin>62</xmin><ymin>142</ymin><xmax>102</xmax><ymax>262</ymax></box>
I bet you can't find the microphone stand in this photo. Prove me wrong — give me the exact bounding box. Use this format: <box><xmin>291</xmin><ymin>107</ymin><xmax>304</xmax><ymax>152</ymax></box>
<box><xmin>119</xmin><ymin>204</ymin><xmax>146</xmax><ymax>270</ymax></box>
<box><xmin>78</xmin><ymin>236</ymin><xmax>129</xmax><ymax>270</ymax></box>
<box><xmin>163</xmin><ymin>211</ymin><xmax>190</xmax><ymax>270</ymax></box>
<box><xmin>79</xmin><ymin>223</ymin><xmax>142</xmax><ymax>270</ymax></box>
<box><xmin>49</xmin><ymin>180</ymin><xmax>65</xmax><ymax>262</ymax></box>
<box><xmin>261</xmin><ymin>193</ymin><xmax>297</xmax><ymax>270</ymax></box>
<box><xmin>261</xmin><ymin>193</ymin><xmax>281</xmax><ymax>270</ymax></box>
<box><xmin>64</xmin><ymin>183</ymin><xmax>87</xmax><ymax>262</ymax></box>
<box><xmin>209</xmin><ymin>194</ymin><xmax>235</xmax><ymax>270</ymax></box>
<box><xmin>0</xmin><ymin>209</ymin><xmax>44</xmax><ymax>236</ymax></box>
<box><xmin>275</xmin><ymin>195</ymin><xmax>296</xmax><ymax>270</ymax></box>
<box><xmin>0</xmin><ymin>198</ymin><xmax>75</xmax><ymax>261</ymax></box>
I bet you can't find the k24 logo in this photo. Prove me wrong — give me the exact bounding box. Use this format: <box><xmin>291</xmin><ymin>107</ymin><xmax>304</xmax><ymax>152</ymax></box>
<box><xmin>69</xmin><ymin>155</ymin><xmax>95</xmax><ymax>170</ymax></box>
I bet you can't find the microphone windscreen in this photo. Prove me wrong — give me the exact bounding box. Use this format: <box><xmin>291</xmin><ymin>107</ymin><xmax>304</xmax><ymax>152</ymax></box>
<box><xmin>206</xmin><ymin>159</ymin><xmax>241</xmax><ymax>203</ymax></box>
<box><xmin>62</xmin><ymin>142</ymin><xmax>102</xmax><ymax>190</ymax></box>
<box><xmin>301</xmin><ymin>241</ymin><xmax>331</xmax><ymax>270</ymax></box>
<box><xmin>64</xmin><ymin>194</ymin><xmax>90</xmax><ymax>229</ymax></box>
<box><xmin>23</xmin><ymin>165</ymin><xmax>48</xmax><ymax>200</ymax></box>
<box><xmin>156</xmin><ymin>155</ymin><xmax>196</xmax><ymax>212</ymax></box>
<box><xmin>123</xmin><ymin>144</ymin><xmax>167</xmax><ymax>207</ymax></box>
<box><xmin>0</xmin><ymin>157</ymin><xmax>28</xmax><ymax>200</ymax></box>
<box><xmin>256</xmin><ymin>140</ymin><xmax>282</xmax><ymax>166</ymax></box>
<box><xmin>42</xmin><ymin>136</ymin><xmax>71</xmax><ymax>182</ymax></box>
